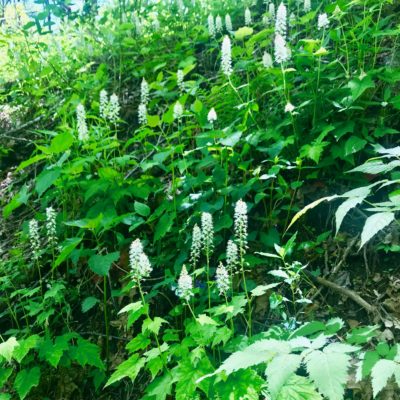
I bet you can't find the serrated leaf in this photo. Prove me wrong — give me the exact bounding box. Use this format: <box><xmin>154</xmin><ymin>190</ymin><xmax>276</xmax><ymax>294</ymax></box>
<box><xmin>266</xmin><ymin>353</ymin><xmax>302</xmax><ymax>398</ymax></box>
<box><xmin>0</xmin><ymin>337</ymin><xmax>19</xmax><ymax>362</ymax></box>
<box><xmin>142</xmin><ymin>317</ymin><xmax>167</xmax><ymax>335</ymax></box>
<box><xmin>215</xmin><ymin>369</ymin><xmax>263</xmax><ymax>400</ymax></box>
<box><xmin>69</xmin><ymin>338</ymin><xmax>105</xmax><ymax>370</ymax></box>
<box><xmin>360</xmin><ymin>212</ymin><xmax>395</xmax><ymax>248</ymax></box>
<box><xmin>104</xmin><ymin>354</ymin><xmax>145</xmax><ymax>387</ymax></box>
<box><xmin>305</xmin><ymin>349</ymin><xmax>351</xmax><ymax>400</ymax></box>
<box><xmin>126</xmin><ymin>334</ymin><xmax>151</xmax><ymax>353</ymax></box>
<box><xmin>199</xmin><ymin>339</ymin><xmax>290</xmax><ymax>381</ymax></box>
<box><xmin>118</xmin><ymin>301</ymin><xmax>143</xmax><ymax>315</ymax></box>
<box><xmin>38</xmin><ymin>336</ymin><xmax>70</xmax><ymax>367</ymax></box>
<box><xmin>13</xmin><ymin>335</ymin><xmax>40</xmax><ymax>363</ymax></box>
<box><xmin>276</xmin><ymin>374</ymin><xmax>322</xmax><ymax>400</ymax></box>
<box><xmin>14</xmin><ymin>367</ymin><xmax>41</xmax><ymax>400</ymax></box>
<box><xmin>371</xmin><ymin>359</ymin><xmax>399</xmax><ymax>397</ymax></box>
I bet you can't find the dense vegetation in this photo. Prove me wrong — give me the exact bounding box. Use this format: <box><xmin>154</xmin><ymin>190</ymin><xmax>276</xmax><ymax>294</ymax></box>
<box><xmin>0</xmin><ymin>0</ymin><xmax>399</xmax><ymax>398</ymax></box>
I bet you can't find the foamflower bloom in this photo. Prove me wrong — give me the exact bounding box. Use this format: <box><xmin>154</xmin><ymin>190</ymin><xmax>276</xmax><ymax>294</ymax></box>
<box><xmin>173</xmin><ymin>102</ymin><xmax>184</xmax><ymax>120</ymax></box>
<box><xmin>234</xmin><ymin>199</ymin><xmax>248</xmax><ymax>252</ymax></box>
<box><xmin>141</xmin><ymin>79</ymin><xmax>150</xmax><ymax>105</ymax></box>
<box><xmin>108</xmin><ymin>94</ymin><xmax>120</xmax><ymax>123</ymax></box>
<box><xmin>76</xmin><ymin>104</ymin><xmax>89</xmax><ymax>141</ymax></box>
<box><xmin>304</xmin><ymin>0</ymin><xmax>311</xmax><ymax>13</ymax></box>
<box><xmin>207</xmin><ymin>108</ymin><xmax>217</xmax><ymax>123</ymax></box>
<box><xmin>201</xmin><ymin>212</ymin><xmax>214</xmax><ymax>255</ymax></box>
<box><xmin>262</xmin><ymin>52</ymin><xmax>273</xmax><ymax>68</ymax></box>
<box><xmin>176</xmin><ymin>265</ymin><xmax>194</xmax><ymax>301</ymax></box>
<box><xmin>138</xmin><ymin>103</ymin><xmax>147</xmax><ymax>125</ymax></box>
<box><xmin>225</xmin><ymin>14</ymin><xmax>233</xmax><ymax>32</ymax></box>
<box><xmin>99</xmin><ymin>90</ymin><xmax>108</xmax><ymax>119</ymax></box>
<box><xmin>45</xmin><ymin>206</ymin><xmax>57</xmax><ymax>247</ymax></box>
<box><xmin>215</xmin><ymin>15</ymin><xmax>223</xmax><ymax>33</ymax></box>
<box><xmin>318</xmin><ymin>13</ymin><xmax>329</xmax><ymax>30</ymax></box>
<box><xmin>245</xmin><ymin>8</ymin><xmax>252</xmax><ymax>26</ymax></box>
<box><xmin>274</xmin><ymin>33</ymin><xmax>291</xmax><ymax>63</ymax></box>
<box><xmin>208</xmin><ymin>14</ymin><xmax>215</xmax><ymax>37</ymax></box>
<box><xmin>190</xmin><ymin>224</ymin><xmax>202</xmax><ymax>269</ymax></box>
<box><xmin>269</xmin><ymin>3</ymin><xmax>275</xmax><ymax>18</ymax></box>
<box><xmin>226</xmin><ymin>240</ymin><xmax>239</xmax><ymax>270</ymax></box>
<box><xmin>177</xmin><ymin>70</ymin><xmax>185</xmax><ymax>92</ymax></box>
<box><xmin>29</xmin><ymin>219</ymin><xmax>40</xmax><ymax>260</ymax></box>
<box><xmin>275</xmin><ymin>2</ymin><xmax>287</xmax><ymax>38</ymax></box>
<box><xmin>221</xmin><ymin>35</ymin><xmax>233</xmax><ymax>77</ymax></box>
<box><xmin>130</xmin><ymin>239</ymin><xmax>152</xmax><ymax>280</ymax></box>
<box><xmin>216</xmin><ymin>262</ymin><xmax>230</xmax><ymax>295</ymax></box>
<box><xmin>285</xmin><ymin>102</ymin><xmax>295</xmax><ymax>113</ymax></box>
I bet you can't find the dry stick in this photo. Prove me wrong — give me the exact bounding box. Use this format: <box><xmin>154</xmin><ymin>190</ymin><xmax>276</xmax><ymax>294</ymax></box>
<box><xmin>305</xmin><ymin>270</ymin><xmax>377</xmax><ymax>314</ymax></box>
<box><xmin>330</xmin><ymin>235</ymin><xmax>359</xmax><ymax>277</ymax></box>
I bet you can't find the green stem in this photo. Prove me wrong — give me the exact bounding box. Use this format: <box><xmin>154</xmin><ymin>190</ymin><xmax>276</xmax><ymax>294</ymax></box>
<box><xmin>103</xmin><ymin>276</ymin><xmax>110</xmax><ymax>368</ymax></box>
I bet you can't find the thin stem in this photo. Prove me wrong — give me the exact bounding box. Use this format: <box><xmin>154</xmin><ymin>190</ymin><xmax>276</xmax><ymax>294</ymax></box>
<box><xmin>103</xmin><ymin>276</ymin><xmax>110</xmax><ymax>368</ymax></box>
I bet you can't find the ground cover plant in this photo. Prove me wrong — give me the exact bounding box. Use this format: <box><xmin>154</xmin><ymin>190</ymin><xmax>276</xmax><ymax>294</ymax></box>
<box><xmin>0</xmin><ymin>0</ymin><xmax>399</xmax><ymax>398</ymax></box>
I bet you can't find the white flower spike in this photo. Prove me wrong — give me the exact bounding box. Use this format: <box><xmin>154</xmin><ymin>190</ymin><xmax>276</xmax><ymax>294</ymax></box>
<box><xmin>207</xmin><ymin>108</ymin><xmax>217</xmax><ymax>124</ymax></box>
<box><xmin>221</xmin><ymin>35</ymin><xmax>233</xmax><ymax>77</ymax></box>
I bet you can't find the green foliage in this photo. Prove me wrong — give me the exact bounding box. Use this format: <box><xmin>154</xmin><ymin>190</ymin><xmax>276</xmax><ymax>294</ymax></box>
<box><xmin>0</xmin><ymin>0</ymin><xmax>399</xmax><ymax>398</ymax></box>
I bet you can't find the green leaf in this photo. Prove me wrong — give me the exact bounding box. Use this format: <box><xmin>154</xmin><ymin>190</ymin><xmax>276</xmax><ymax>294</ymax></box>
<box><xmin>305</xmin><ymin>348</ymin><xmax>351</xmax><ymax>400</ymax></box>
<box><xmin>266</xmin><ymin>354</ymin><xmax>302</xmax><ymax>398</ymax></box>
<box><xmin>35</xmin><ymin>168</ymin><xmax>61</xmax><ymax>196</ymax></box>
<box><xmin>14</xmin><ymin>367</ymin><xmax>41</xmax><ymax>400</ymax></box>
<box><xmin>53</xmin><ymin>237</ymin><xmax>82</xmax><ymax>269</ymax></box>
<box><xmin>134</xmin><ymin>201</ymin><xmax>151</xmax><ymax>217</ymax></box>
<box><xmin>144</xmin><ymin>373</ymin><xmax>174</xmax><ymax>400</ymax></box>
<box><xmin>0</xmin><ymin>337</ymin><xmax>19</xmax><ymax>362</ymax></box>
<box><xmin>126</xmin><ymin>334</ymin><xmax>151</xmax><ymax>353</ymax></box>
<box><xmin>104</xmin><ymin>354</ymin><xmax>146</xmax><ymax>387</ymax></box>
<box><xmin>235</xmin><ymin>26</ymin><xmax>253</xmax><ymax>40</ymax></box>
<box><xmin>49</xmin><ymin>132</ymin><xmax>74</xmax><ymax>154</ymax></box>
<box><xmin>147</xmin><ymin>114</ymin><xmax>160</xmax><ymax>127</ymax></box>
<box><xmin>212</xmin><ymin>326</ymin><xmax>232</xmax><ymax>348</ymax></box>
<box><xmin>38</xmin><ymin>335</ymin><xmax>70</xmax><ymax>367</ymax></box>
<box><xmin>13</xmin><ymin>335</ymin><xmax>40</xmax><ymax>363</ymax></box>
<box><xmin>348</xmin><ymin>76</ymin><xmax>375</xmax><ymax>101</ymax></box>
<box><xmin>344</xmin><ymin>136</ymin><xmax>367</xmax><ymax>156</ymax></box>
<box><xmin>16</xmin><ymin>154</ymin><xmax>48</xmax><ymax>171</ymax></box>
<box><xmin>276</xmin><ymin>374</ymin><xmax>322</xmax><ymax>400</ymax></box>
<box><xmin>0</xmin><ymin>368</ymin><xmax>12</xmax><ymax>388</ymax></box>
<box><xmin>88</xmin><ymin>252</ymin><xmax>120</xmax><ymax>276</ymax></box>
<box><xmin>69</xmin><ymin>338</ymin><xmax>105</xmax><ymax>370</ymax></box>
<box><xmin>154</xmin><ymin>213</ymin><xmax>174</xmax><ymax>242</ymax></box>
<box><xmin>142</xmin><ymin>317</ymin><xmax>167</xmax><ymax>335</ymax></box>
<box><xmin>360</xmin><ymin>212</ymin><xmax>395</xmax><ymax>248</ymax></box>
<box><xmin>81</xmin><ymin>296</ymin><xmax>99</xmax><ymax>313</ymax></box>
<box><xmin>215</xmin><ymin>369</ymin><xmax>264</xmax><ymax>400</ymax></box>
<box><xmin>173</xmin><ymin>356</ymin><xmax>213</xmax><ymax>399</ymax></box>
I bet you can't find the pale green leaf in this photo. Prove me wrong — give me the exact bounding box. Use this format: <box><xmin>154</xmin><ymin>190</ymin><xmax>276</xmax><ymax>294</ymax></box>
<box><xmin>266</xmin><ymin>353</ymin><xmax>302</xmax><ymax>398</ymax></box>
<box><xmin>305</xmin><ymin>349</ymin><xmax>351</xmax><ymax>400</ymax></box>
<box><xmin>0</xmin><ymin>337</ymin><xmax>19</xmax><ymax>362</ymax></box>
<box><xmin>360</xmin><ymin>212</ymin><xmax>395</xmax><ymax>248</ymax></box>
<box><xmin>335</xmin><ymin>197</ymin><xmax>365</xmax><ymax>234</ymax></box>
<box><xmin>371</xmin><ymin>359</ymin><xmax>398</xmax><ymax>398</ymax></box>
